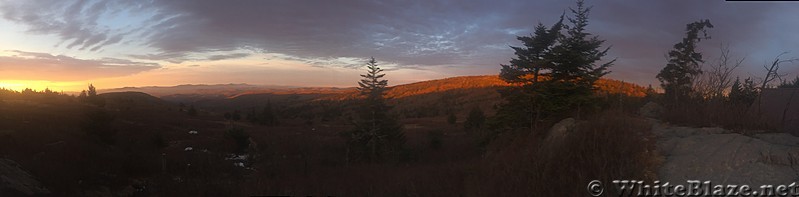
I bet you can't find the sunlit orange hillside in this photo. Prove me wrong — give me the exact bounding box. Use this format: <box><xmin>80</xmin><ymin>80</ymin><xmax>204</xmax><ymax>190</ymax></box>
<box><xmin>322</xmin><ymin>75</ymin><xmax>649</xmax><ymax>100</ymax></box>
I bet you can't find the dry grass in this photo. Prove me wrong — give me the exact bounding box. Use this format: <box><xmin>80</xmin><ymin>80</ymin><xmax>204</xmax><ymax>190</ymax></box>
<box><xmin>466</xmin><ymin>110</ymin><xmax>661</xmax><ymax>196</ymax></box>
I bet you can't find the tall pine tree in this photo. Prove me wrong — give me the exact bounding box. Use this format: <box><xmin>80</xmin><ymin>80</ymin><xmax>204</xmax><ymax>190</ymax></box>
<box><xmin>546</xmin><ymin>0</ymin><xmax>614</xmax><ymax>113</ymax></box>
<box><xmin>656</xmin><ymin>20</ymin><xmax>713</xmax><ymax>104</ymax></box>
<box><xmin>496</xmin><ymin>0</ymin><xmax>613</xmax><ymax>128</ymax></box>
<box><xmin>344</xmin><ymin>57</ymin><xmax>405</xmax><ymax>162</ymax></box>
<box><xmin>496</xmin><ymin>14</ymin><xmax>564</xmax><ymax>128</ymax></box>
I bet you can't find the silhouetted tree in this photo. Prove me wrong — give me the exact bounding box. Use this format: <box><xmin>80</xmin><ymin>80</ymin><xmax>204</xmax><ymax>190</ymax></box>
<box><xmin>546</xmin><ymin>0</ymin><xmax>614</xmax><ymax>112</ymax></box>
<box><xmin>344</xmin><ymin>57</ymin><xmax>405</xmax><ymax>162</ymax></box>
<box><xmin>496</xmin><ymin>13</ymin><xmax>564</xmax><ymax>129</ymax></box>
<box><xmin>84</xmin><ymin>84</ymin><xmax>106</xmax><ymax>107</ymax></box>
<box><xmin>730</xmin><ymin>77</ymin><xmax>758</xmax><ymax>105</ymax></box>
<box><xmin>760</xmin><ymin>53</ymin><xmax>799</xmax><ymax>90</ymax></box>
<box><xmin>88</xmin><ymin>84</ymin><xmax>97</xmax><ymax>97</ymax></box>
<box><xmin>779</xmin><ymin>76</ymin><xmax>799</xmax><ymax>88</ymax></box>
<box><xmin>656</xmin><ymin>19</ymin><xmax>713</xmax><ymax>104</ymax></box>
<box><xmin>78</xmin><ymin>90</ymin><xmax>88</xmax><ymax>102</ymax></box>
<box><xmin>496</xmin><ymin>0</ymin><xmax>613</xmax><ymax>128</ymax></box>
<box><xmin>693</xmin><ymin>45</ymin><xmax>743</xmax><ymax>99</ymax></box>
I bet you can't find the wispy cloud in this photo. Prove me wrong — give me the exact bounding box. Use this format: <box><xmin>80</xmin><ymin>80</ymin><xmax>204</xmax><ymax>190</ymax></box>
<box><xmin>0</xmin><ymin>50</ymin><xmax>160</xmax><ymax>81</ymax></box>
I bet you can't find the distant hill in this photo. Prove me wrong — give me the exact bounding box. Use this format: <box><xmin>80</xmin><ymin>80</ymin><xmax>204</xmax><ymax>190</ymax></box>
<box><xmin>322</xmin><ymin>75</ymin><xmax>648</xmax><ymax>100</ymax></box>
<box><xmin>102</xmin><ymin>75</ymin><xmax>647</xmax><ymax>101</ymax></box>
<box><xmin>100</xmin><ymin>75</ymin><xmax>648</xmax><ymax>116</ymax></box>
<box><xmin>101</xmin><ymin>84</ymin><xmax>296</xmax><ymax>97</ymax></box>
<box><xmin>98</xmin><ymin>91</ymin><xmax>175</xmax><ymax>111</ymax></box>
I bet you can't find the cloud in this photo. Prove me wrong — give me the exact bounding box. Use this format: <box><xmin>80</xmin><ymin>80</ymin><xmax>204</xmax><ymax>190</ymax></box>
<box><xmin>0</xmin><ymin>50</ymin><xmax>160</xmax><ymax>81</ymax></box>
<box><xmin>207</xmin><ymin>53</ymin><xmax>251</xmax><ymax>61</ymax></box>
<box><xmin>1</xmin><ymin>0</ymin><xmax>797</xmax><ymax>86</ymax></box>
<box><xmin>0</xmin><ymin>0</ymin><xmax>146</xmax><ymax>52</ymax></box>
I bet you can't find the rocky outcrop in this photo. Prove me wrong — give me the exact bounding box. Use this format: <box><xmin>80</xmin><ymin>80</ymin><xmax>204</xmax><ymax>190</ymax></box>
<box><xmin>0</xmin><ymin>158</ymin><xmax>50</xmax><ymax>196</ymax></box>
<box><xmin>654</xmin><ymin>120</ymin><xmax>799</xmax><ymax>186</ymax></box>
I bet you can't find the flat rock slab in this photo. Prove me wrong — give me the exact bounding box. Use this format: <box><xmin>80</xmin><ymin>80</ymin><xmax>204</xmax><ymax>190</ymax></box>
<box><xmin>654</xmin><ymin>120</ymin><xmax>799</xmax><ymax>186</ymax></box>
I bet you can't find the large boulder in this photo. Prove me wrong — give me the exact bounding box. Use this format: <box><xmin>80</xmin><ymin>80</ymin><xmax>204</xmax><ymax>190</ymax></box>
<box><xmin>542</xmin><ymin>118</ymin><xmax>577</xmax><ymax>149</ymax></box>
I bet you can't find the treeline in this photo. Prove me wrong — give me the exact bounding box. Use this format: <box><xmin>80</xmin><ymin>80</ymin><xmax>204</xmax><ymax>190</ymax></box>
<box><xmin>0</xmin><ymin>87</ymin><xmax>73</xmax><ymax>102</ymax></box>
<box><xmin>655</xmin><ymin>19</ymin><xmax>799</xmax><ymax>130</ymax></box>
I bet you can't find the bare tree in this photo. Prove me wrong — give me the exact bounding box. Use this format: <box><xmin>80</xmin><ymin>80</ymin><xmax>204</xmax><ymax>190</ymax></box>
<box><xmin>760</xmin><ymin>52</ymin><xmax>798</xmax><ymax>90</ymax></box>
<box><xmin>693</xmin><ymin>44</ymin><xmax>744</xmax><ymax>99</ymax></box>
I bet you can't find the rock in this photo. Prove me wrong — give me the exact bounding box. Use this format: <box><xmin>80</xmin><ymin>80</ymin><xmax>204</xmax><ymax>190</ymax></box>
<box><xmin>0</xmin><ymin>159</ymin><xmax>50</xmax><ymax>196</ymax></box>
<box><xmin>655</xmin><ymin>121</ymin><xmax>799</xmax><ymax>187</ymax></box>
<box><xmin>639</xmin><ymin>101</ymin><xmax>664</xmax><ymax>119</ymax></box>
<box><xmin>548</xmin><ymin>118</ymin><xmax>576</xmax><ymax>138</ymax></box>
<box><xmin>542</xmin><ymin>118</ymin><xmax>577</xmax><ymax>149</ymax></box>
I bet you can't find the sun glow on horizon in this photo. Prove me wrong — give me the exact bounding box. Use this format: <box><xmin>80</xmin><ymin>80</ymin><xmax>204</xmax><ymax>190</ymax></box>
<box><xmin>0</xmin><ymin>80</ymin><xmax>85</xmax><ymax>93</ymax></box>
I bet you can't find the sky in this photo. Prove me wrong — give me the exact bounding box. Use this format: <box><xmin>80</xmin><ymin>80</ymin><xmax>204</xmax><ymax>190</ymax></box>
<box><xmin>1</xmin><ymin>0</ymin><xmax>799</xmax><ymax>92</ymax></box>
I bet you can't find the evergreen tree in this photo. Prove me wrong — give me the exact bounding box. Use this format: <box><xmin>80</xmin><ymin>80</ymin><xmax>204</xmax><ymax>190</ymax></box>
<box><xmin>656</xmin><ymin>19</ymin><xmax>713</xmax><ymax>103</ymax></box>
<box><xmin>496</xmin><ymin>0</ymin><xmax>613</xmax><ymax>128</ymax></box>
<box><xmin>546</xmin><ymin>0</ymin><xmax>614</xmax><ymax>112</ymax></box>
<box><xmin>729</xmin><ymin>77</ymin><xmax>758</xmax><ymax>105</ymax></box>
<box><xmin>729</xmin><ymin>77</ymin><xmax>743</xmax><ymax>102</ymax></box>
<box><xmin>88</xmin><ymin>84</ymin><xmax>98</xmax><ymax>97</ymax></box>
<box><xmin>741</xmin><ymin>77</ymin><xmax>758</xmax><ymax>105</ymax></box>
<box><xmin>496</xmin><ymin>13</ymin><xmax>564</xmax><ymax>128</ymax></box>
<box><xmin>344</xmin><ymin>57</ymin><xmax>405</xmax><ymax>162</ymax></box>
<box><xmin>84</xmin><ymin>84</ymin><xmax>105</xmax><ymax>107</ymax></box>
